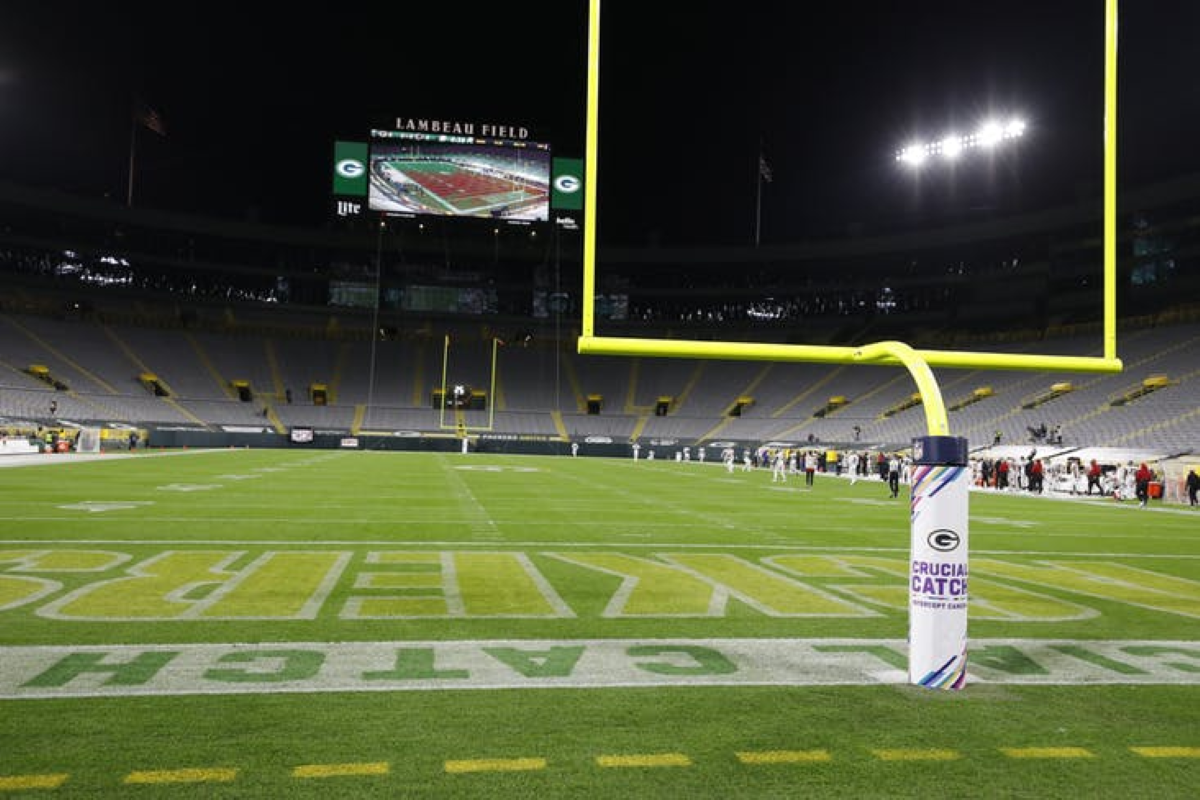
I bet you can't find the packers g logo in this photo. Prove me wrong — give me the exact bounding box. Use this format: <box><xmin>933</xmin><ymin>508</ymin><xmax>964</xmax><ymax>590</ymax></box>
<box><xmin>554</xmin><ymin>173</ymin><xmax>581</xmax><ymax>194</ymax></box>
<box><xmin>336</xmin><ymin>158</ymin><xmax>365</xmax><ymax>179</ymax></box>
<box><xmin>927</xmin><ymin>529</ymin><xmax>961</xmax><ymax>552</ymax></box>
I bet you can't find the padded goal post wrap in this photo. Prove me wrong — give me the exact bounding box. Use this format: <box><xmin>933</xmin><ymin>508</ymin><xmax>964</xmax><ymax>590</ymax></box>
<box><xmin>76</xmin><ymin>428</ymin><xmax>102</xmax><ymax>454</ymax></box>
<box><xmin>908</xmin><ymin>435</ymin><xmax>970</xmax><ymax>689</ymax></box>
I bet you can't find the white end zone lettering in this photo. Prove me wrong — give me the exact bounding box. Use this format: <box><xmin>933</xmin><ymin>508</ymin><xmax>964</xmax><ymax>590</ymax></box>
<box><xmin>1</xmin><ymin>639</ymin><xmax>1197</xmax><ymax>699</ymax></box>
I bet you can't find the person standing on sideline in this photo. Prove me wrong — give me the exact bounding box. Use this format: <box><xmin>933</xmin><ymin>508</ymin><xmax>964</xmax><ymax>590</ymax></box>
<box><xmin>1186</xmin><ymin>468</ymin><xmax>1200</xmax><ymax>506</ymax></box>
<box><xmin>571</xmin><ymin>441</ymin><xmax>579</xmax><ymax>457</ymax></box>
<box><xmin>996</xmin><ymin>459</ymin><xmax>1010</xmax><ymax>491</ymax></box>
<box><xmin>887</xmin><ymin>454</ymin><xmax>901</xmax><ymax>498</ymax></box>
<box><xmin>1116</xmin><ymin>462</ymin><xmax>1130</xmax><ymax>497</ymax></box>
<box><xmin>1086</xmin><ymin>459</ymin><xmax>1102</xmax><ymax>495</ymax></box>
<box><xmin>1135</xmin><ymin>462</ymin><xmax>1154</xmax><ymax>507</ymax></box>
<box><xmin>632</xmin><ymin>441</ymin><xmax>641</xmax><ymax>461</ymax></box>
<box><xmin>804</xmin><ymin>450</ymin><xmax>818</xmax><ymax>487</ymax></box>
<box><xmin>771</xmin><ymin>450</ymin><xmax>787</xmax><ymax>483</ymax></box>
<box><xmin>847</xmin><ymin>451</ymin><xmax>860</xmax><ymax>485</ymax></box>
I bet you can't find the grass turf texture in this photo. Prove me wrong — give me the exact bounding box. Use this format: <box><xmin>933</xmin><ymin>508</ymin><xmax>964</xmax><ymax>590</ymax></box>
<box><xmin>0</xmin><ymin>448</ymin><xmax>1196</xmax><ymax>797</ymax></box>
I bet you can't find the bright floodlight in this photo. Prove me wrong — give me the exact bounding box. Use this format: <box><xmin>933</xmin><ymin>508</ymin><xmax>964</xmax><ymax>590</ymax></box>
<box><xmin>896</xmin><ymin>115</ymin><xmax>1027</xmax><ymax>167</ymax></box>
<box><xmin>977</xmin><ymin>121</ymin><xmax>1004</xmax><ymax>147</ymax></box>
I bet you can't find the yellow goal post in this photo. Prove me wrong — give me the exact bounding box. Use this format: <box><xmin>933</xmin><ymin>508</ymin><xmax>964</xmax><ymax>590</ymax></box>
<box><xmin>576</xmin><ymin>0</ymin><xmax>1123</xmax><ymax>437</ymax></box>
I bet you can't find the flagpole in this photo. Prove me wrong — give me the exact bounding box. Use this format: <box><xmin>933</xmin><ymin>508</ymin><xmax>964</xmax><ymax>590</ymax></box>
<box><xmin>126</xmin><ymin>104</ymin><xmax>137</xmax><ymax>206</ymax></box>
<box><xmin>755</xmin><ymin>138</ymin><xmax>770</xmax><ymax>246</ymax></box>
<box><xmin>754</xmin><ymin>155</ymin><xmax>762</xmax><ymax>247</ymax></box>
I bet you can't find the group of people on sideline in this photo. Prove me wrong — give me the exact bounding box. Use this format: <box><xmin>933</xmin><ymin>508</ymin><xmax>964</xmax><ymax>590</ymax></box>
<box><xmin>969</xmin><ymin>455</ymin><xmax>1166</xmax><ymax>505</ymax></box>
<box><xmin>618</xmin><ymin>439</ymin><xmax>1197</xmax><ymax>507</ymax></box>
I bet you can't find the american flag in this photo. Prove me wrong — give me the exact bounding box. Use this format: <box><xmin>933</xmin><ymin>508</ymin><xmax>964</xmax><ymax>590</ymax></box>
<box><xmin>758</xmin><ymin>154</ymin><xmax>773</xmax><ymax>183</ymax></box>
<box><xmin>135</xmin><ymin>103</ymin><xmax>166</xmax><ymax>136</ymax></box>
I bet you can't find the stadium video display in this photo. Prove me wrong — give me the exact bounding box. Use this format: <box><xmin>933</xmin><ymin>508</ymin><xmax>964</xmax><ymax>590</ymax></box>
<box><xmin>368</xmin><ymin>131</ymin><xmax>551</xmax><ymax>221</ymax></box>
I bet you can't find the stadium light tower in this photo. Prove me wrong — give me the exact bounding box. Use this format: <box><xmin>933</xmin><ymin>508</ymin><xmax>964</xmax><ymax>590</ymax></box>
<box><xmin>896</xmin><ymin>116</ymin><xmax>1026</xmax><ymax>167</ymax></box>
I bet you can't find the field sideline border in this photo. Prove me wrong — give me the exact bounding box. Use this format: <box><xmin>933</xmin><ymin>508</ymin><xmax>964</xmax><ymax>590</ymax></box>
<box><xmin>0</xmin><ymin>448</ymin><xmax>228</xmax><ymax>469</ymax></box>
<box><xmin>2</xmin><ymin>539</ymin><xmax>1197</xmax><ymax>560</ymax></box>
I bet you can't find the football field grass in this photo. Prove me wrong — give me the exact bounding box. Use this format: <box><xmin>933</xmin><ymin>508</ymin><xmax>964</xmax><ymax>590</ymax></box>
<box><xmin>1</xmin><ymin>448</ymin><xmax>1196</xmax><ymax>797</ymax></box>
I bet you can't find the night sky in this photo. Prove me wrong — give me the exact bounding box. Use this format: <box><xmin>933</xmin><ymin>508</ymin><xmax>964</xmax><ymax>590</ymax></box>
<box><xmin>2</xmin><ymin>1</ymin><xmax>1198</xmax><ymax>246</ymax></box>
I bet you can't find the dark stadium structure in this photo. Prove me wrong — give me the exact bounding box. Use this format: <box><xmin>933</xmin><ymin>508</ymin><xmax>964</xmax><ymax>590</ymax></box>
<box><xmin>1</xmin><ymin>172</ymin><xmax>1197</xmax><ymax>466</ymax></box>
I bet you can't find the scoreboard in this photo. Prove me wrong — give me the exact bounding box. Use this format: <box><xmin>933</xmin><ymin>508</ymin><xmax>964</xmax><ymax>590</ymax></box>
<box><xmin>368</xmin><ymin>130</ymin><xmax>550</xmax><ymax>221</ymax></box>
<box><xmin>332</xmin><ymin>121</ymin><xmax>582</xmax><ymax>224</ymax></box>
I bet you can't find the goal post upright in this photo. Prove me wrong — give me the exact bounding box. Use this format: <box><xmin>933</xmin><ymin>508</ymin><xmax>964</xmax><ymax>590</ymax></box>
<box><xmin>1103</xmin><ymin>0</ymin><xmax>1118</xmax><ymax>361</ymax></box>
<box><xmin>580</xmin><ymin>0</ymin><xmax>602</xmax><ymax>341</ymax></box>
<box><xmin>438</xmin><ymin>334</ymin><xmax>501</xmax><ymax>434</ymax></box>
<box><xmin>438</xmin><ymin>333</ymin><xmax>451</xmax><ymax>432</ymax></box>
<box><xmin>575</xmin><ymin>0</ymin><xmax>1122</xmax><ymax>689</ymax></box>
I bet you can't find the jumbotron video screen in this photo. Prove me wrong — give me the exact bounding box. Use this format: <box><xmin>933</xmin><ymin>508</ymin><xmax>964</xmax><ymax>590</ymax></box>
<box><xmin>368</xmin><ymin>130</ymin><xmax>551</xmax><ymax>221</ymax></box>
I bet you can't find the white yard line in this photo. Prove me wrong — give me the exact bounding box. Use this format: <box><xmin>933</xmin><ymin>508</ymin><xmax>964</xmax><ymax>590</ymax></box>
<box><xmin>0</xmin><ymin>449</ymin><xmax>228</xmax><ymax>468</ymax></box>
<box><xmin>0</xmin><ymin>538</ymin><xmax>1197</xmax><ymax>560</ymax></box>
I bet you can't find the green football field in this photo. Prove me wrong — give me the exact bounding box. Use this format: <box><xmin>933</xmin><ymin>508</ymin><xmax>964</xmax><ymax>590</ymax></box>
<box><xmin>1</xmin><ymin>448</ymin><xmax>1197</xmax><ymax>797</ymax></box>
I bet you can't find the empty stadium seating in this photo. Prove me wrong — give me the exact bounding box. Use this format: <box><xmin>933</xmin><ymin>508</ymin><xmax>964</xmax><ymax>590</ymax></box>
<box><xmin>1</xmin><ymin>308</ymin><xmax>1196</xmax><ymax>453</ymax></box>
